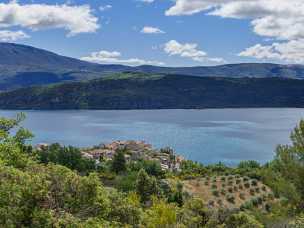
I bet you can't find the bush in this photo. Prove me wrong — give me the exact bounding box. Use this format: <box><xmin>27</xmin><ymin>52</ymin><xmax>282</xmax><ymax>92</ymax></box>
<box><xmin>250</xmin><ymin>188</ymin><xmax>255</xmax><ymax>196</ymax></box>
<box><xmin>251</xmin><ymin>179</ymin><xmax>258</xmax><ymax>186</ymax></box>
<box><xmin>228</xmin><ymin>176</ymin><xmax>234</xmax><ymax>180</ymax></box>
<box><xmin>261</xmin><ymin>185</ymin><xmax>267</xmax><ymax>192</ymax></box>
<box><xmin>255</xmin><ymin>187</ymin><xmax>260</xmax><ymax>193</ymax></box>
<box><xmin>211</xmin><ymin>184</ymin><xmax>217</xmax><ymax>189</ymax></box>
<box><xmin>243</xmin><ymin>177</ymin><xmax>249</xmax><ymax>182</ymax></box>
<box><xmin>226</xmin><ymin>195</ymin><xmax>235</xmax><ymax>204</ymax></box>
<box><xmin>217</xmin><ymin>199</ymin><xmax>223</xmax><ymax>206</ymax></box>
<box><xmin>228</xmin><ymin>187</ymin><xmax>233</xmax><ymax>193</ymax></box>
<box><xmin>212</xmin><ymin>190</ymin><xmax>219</xmax><ymax>197</ymax></box>
<box><xmin>204</xmin><ymin>181</ymin><xmax>209</xmax><ymax>186</ymax></box>
<box><xmin>233</xmin><ymin>186</ymin><xmax>238</xmax><ymax>192</ymax></box>
<box><xmin>221</xmin><ymin>189</ymin><xmax>227</xmax><ymax>196</ymax></box>
<box><xmin>238</xmin><ymin>184</ymin><xmax>244</xmax><ymax>190</ymax></box>
<box><xmin>239</xmin><ymin>193</ymin><xmax>245</xmax><ymax>200</ymax></box>
<box><xmin>244</xmin><ymin>182</ymin><xmax>250</xmax><ymax>188</ymax></box>
<box><xmin>236</xmin><ymin>179</ymin><xmax>241</xmax><ymax>184</ymax></box>
<box><xmin>221</xmin><ymin>176</ymin><xmax>226</xmax><ymax>181</ymax></box>
<box><xmin>228</xmin><ymin>180</ymin><xmax>233</xmax><ymax>186</ymax></box>
<box><xmin>222</xmin><ymin>183</ymin><xmax>226</xmax><ymax>188</ymax></box>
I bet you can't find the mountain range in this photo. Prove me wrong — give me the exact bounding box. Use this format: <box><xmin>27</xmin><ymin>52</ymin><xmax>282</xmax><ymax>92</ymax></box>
<box><xmin>1</xmin><ymin>42</ymin><xmax>304</xmax><ymax>91</ymax></box>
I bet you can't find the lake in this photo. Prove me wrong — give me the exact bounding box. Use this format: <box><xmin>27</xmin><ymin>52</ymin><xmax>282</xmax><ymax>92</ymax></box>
<box><xmin>1</xmin><ymin>109</ymin><xmax>304</xmax><ymax>166</ymax></box>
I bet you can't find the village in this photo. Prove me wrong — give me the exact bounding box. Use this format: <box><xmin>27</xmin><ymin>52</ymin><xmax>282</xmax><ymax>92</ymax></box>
<box><xmin>80</xmin><ymin>140</ymin><xmax>185</xmax><ymax>172</ymax></box>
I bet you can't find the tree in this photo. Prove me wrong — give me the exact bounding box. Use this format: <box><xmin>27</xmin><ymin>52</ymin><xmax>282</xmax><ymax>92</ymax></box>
<box><xmin>273</xmin><ymin>120</ymin><xmax>304</xmax><ymax>209</ymax></box>
<box><xmin>136</xmin><ymin>169</ymin><xmax>159</xmax><ymax>203</ymax></box>
<box><xmin>111</xmin><ymin>148</ymin><xmax>127</xmax><ymax>174</ymax></box>
<box><xmin>224</xmin><ymin>212</ymin><xmax>264</xmax><ymax>228</ymax></box>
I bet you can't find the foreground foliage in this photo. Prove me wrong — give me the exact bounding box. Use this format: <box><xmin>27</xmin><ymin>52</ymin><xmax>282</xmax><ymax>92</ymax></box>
<box><xmin>0</xmin><ymin>114</ymin><xmax>303</xmax><ymax>227</ymax></box>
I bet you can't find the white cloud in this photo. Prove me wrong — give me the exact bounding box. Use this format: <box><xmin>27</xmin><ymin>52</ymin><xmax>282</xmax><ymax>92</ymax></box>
<box><xmin>239</xmin><ymin>40</ymin><xmax>304</xmax><ymax>64</ymax></box>
<box><xmin>81</xmin><ymin>50</ymin><xmax>164</xmax><ymax>66</ymax></box>
<box><xmin>141</xmin><ymin>26</ymin><xmax>165</xmax><ymax>34</ymax></box>
<box><xmin>0</xmin><ymin>30</ymin><xmax>29</xmax><ymax>42</ymax></box>
<box><xmin>165</xmin><ymin>0</ymin><xmax>304</xmax><ymax>64</ymax></box>
<box><xmin>164</xmin><ymin>40</ymin><xmax>224</xmax><ymax>63</ymax></box>
<box><xmin>139</xmin><ymin>0</ymin><xmax>155</xmax><ymax>3</ymax></box>
<box><xmin>0</xmin><ymin>1</ymin><xmax>99</xmax><ymax>36</ymax></box>
<box><xmin>99</xmin><ymin>4</ymin><xmax>112</xmax><ymax>11</ymax></box>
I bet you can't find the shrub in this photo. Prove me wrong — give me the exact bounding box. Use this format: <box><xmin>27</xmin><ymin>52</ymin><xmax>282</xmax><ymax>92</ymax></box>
<box><xmin>217</xmin><ymin>199</ymin><xmax>223</xmax><ymax>206</ymax></box>
<box><xmin>212</xmin><ymin>190</ymin><xmax>219</xmax><ymax>197</ymax></box>
<box><xmin>239</xmin><ymin>193</ymin><xmax>245</xmax><ymax>200</ymax></box>
<box><xmin>243</xmin><ymin>177</ymin><xmax>249</xmax><ymax>182</ymax></box>
<box><xmin>212</xmin><ymin>178</ymin><xmax>217</xmax><ymax>183</ymax></box>
<box><xmin>261</xmin><ymin>186</ymin><xmax>267</xmax><ymax>192</ymax></box>
<box><xmin>222</xmin><ymin>183</ymin><xmax>226</xmax><ymax>188</ymax></box>
<box><xmin>228</xmin><ymin>187</ymin><xmax>233</xmax><ymax>193</ymax></box>
<box><xmin>226</xmin><ymin>195</ymin><xmax>235</xmax><ymax>204</ymax></box>
<box><xmin>221</xmin><ymin>189</ymin><xmax>226</xmax><ymax>196</ymax></box>
<box><xmin>234</xmin><ymin>186</ymin><xmax>238</xmax><ymax>192</ymax></box>
<box><xmin>238</xmin><ymin>184</ymin><xmax>244</xmax><ymax>190</ymax></box>
<box><xmin>268</xmin><ymin>193</ymin><xmax>274</xmax><ymax>200</ymax></box>
<box><xmin>211</xmin><ymin>184</ymin><xmax>217</xmax><ymax>189</ymax></box>
<box><xmin>204</xmin><ymin>181</ymin><xmax>209</xmax><ymax>186</ymax></box>
<box><xmin>221</xmin><ymin>176</ymin><xmax>226</xmax><ymax>181</ymax></box>
<box><xmin>250</xmin><ymin>188</ymin><xmax>255</xmax><ymax>196</ymax></box>
<box><xmin>240</xmin><ymin>201</ymin><xmax>253</xmax><ymax>210</ymax></box>
<box><xmin>228</xmin><ymin>176</ymin><xmax>234</xmax><ymax>180</ymax></box>
<box><xmin>251</xmin><ymin>179</ymin><xmax>258</xmax><ymax>186</ymax></box>
<box><xmin>206</xmin><ymin>177</ymin><xmax>210</xmax><ymax>181</ymax></box>
<box><xmin>236</xmin><ymin>179</ymin><xmax>241</xmax><ymax>184</ymax></box>
<box><xmin>255</xmin><ymin>187</ymin><xmax>260</xmax><ymax>193</ymax></box>
<box><xmin>228</xmin><ymin>181</ymin><xmax>233</xmax><ymax>186</ymax></box>
<box><xmin>251</xmin><ymin>198</ymin><xmax>259</xmax><ymax>207</ymax></box>
<box><xmin>244</xmin><ymin>182</ymin><xmax>250</xmax><ymax>188</ymax></box>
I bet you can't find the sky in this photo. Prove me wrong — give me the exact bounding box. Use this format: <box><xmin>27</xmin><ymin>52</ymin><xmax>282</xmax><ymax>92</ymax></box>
<box><xmin>0</xmin><ymin>0</ymin><xmax>304</xmax><ymax>67</ymax></box>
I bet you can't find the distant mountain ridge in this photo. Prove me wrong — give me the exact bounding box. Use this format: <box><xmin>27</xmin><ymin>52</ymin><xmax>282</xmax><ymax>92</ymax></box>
<box><xmin>1</xmin><ymin>42</ymin><xmax>304</xmax><ymax>91</ymax></box>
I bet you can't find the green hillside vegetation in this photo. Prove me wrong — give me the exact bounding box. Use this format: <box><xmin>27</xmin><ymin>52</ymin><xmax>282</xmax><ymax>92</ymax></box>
<box><xmin>1</xmin><ymin>73</ymin><xmax>304</xmax><ymax>110</ymax></box>
<box><xmin>0</xmin><ymin>113</ymin><xmax>304</xmax><ymax>227</ymax></box>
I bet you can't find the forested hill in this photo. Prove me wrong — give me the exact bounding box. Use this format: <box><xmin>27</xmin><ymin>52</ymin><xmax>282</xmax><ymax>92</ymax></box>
<box><xmin>1</xmin><ymin>73</ymin><xmax>304</xmax><ymax>110</ymax></box>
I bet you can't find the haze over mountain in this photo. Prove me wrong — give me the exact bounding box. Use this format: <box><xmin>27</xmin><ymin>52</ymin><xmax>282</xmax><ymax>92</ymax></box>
<box><xmin>1</xmin><ymin>42</ymin><xmax>304</xmax><ymax>91</ymax></box>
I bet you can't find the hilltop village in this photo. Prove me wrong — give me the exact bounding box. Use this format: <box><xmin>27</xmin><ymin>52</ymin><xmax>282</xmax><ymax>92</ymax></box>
<box><xmin>37</xmin><ymin>140</ymin><xmax>185</xmax><ymax>172</ymax></box>
<box><xmin>81</xmin><ymin>140</ymin><xmax>185</xmax><ymax>172</ymax></box>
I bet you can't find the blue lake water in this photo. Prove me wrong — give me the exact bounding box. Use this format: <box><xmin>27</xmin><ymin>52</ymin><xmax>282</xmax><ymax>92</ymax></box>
<box><xmin>1</xmin><ymin>109</ymin><xmax>304</xmax><ymax>166</ymax></box>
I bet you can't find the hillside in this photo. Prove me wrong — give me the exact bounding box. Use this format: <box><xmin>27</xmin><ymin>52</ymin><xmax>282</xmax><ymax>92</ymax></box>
<box><xmin>2</xmin><ymin>43</ymin><xmax>304</xmax><ymax>91</ymax></box>
<box><xmin>1</xmin><ymin>72</ymin><xmax>304</xmax><ymax>110</ymax></box>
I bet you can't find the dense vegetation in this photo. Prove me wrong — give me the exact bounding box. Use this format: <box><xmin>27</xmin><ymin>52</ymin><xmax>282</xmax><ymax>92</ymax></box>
<box><xmin>2</xmin><ymin>42</ymin><xmax>304</xmax><ymax>91</ymax></box>
<box><xmin>1</xmin><ymin>73</ymin><xmax>304</xmax><ymax>110</ymax></box>
<box><xmin>0</xmin><ymin>113</ymin><xmax>304</xmax><ymax>227</ymax></box>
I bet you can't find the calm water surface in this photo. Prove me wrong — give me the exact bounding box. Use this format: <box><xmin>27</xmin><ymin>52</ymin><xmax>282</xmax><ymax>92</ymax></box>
<box><xmin>1</xmin><ymin>109</ymin><xmax>304</xmax><ymax>166</ymax></box>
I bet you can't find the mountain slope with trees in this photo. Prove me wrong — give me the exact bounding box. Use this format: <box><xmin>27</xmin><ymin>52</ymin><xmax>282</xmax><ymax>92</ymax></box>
<box><xmin>1</xmin><ymin>73</ymin><xmax>304</xmax><ymax>110</ymax></box>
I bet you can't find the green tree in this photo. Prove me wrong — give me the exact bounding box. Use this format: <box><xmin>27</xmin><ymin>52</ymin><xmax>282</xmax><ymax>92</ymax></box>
<box><xmin>224</xmin><ymin>212</ymin><xmax>264</xmax><ymax>228</ymax></box>
<box><xmin>111</xmin><ymin>148</ymin><xmax>127</xmax><ymax>173</ymax></box>
<box><xmin>136</xmin><ymin>169</ymin><xmax>159</xmax><ymax>203</ymax></box>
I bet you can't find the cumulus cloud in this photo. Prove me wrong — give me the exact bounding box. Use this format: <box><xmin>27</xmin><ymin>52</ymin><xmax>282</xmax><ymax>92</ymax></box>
<box><xmin>141</xmin><ymin>26</ymin><xmax>165</xmax><ymax>34</ymax></box>
<box><xmin>81</xmin><ymin>50</ymin><xmax>164</xmax><ymax>66</ymax></box>
<box><xmin>165</xmin><ymin>0</ymin><xmax>304</xmax><ymax>63</ymax></box>
<box><xmin>239</xmin><ymin>40</ymin><xmax>304</xmax><ymax>64</ymax></box>
<box><xmin>0</xmin><ymin>1</ymin><xmax>99</xmax><ymax>36</ymax></box>
<box><xmin>0</xmin><ymin>30</ymin><xmax>29</xmax><ymax>42</ymax></box>
<box><xmin>164</xmin><ymin>40</ymin><xmax>224</xmax><ymax>63</ymax></box>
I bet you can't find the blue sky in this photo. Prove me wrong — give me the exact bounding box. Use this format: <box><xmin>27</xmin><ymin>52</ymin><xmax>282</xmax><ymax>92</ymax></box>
<box><xmin>0</xmin><ymin>0</ymin><xmax>303</xmax><ymax>66</ymax></box>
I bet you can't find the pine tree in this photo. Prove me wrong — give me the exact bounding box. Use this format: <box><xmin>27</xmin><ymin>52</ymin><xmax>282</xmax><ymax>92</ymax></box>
<box><xmin>111</xmin><ymin>148</ymin><xmax>127</xmax><ymax>173</ymax></box>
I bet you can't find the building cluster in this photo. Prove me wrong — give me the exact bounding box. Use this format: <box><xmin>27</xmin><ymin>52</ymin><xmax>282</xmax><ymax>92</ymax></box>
<box><xmin>81</xmin><ymin>140</ymin><xmax>185</xmax><ymax>172</ymax></box>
